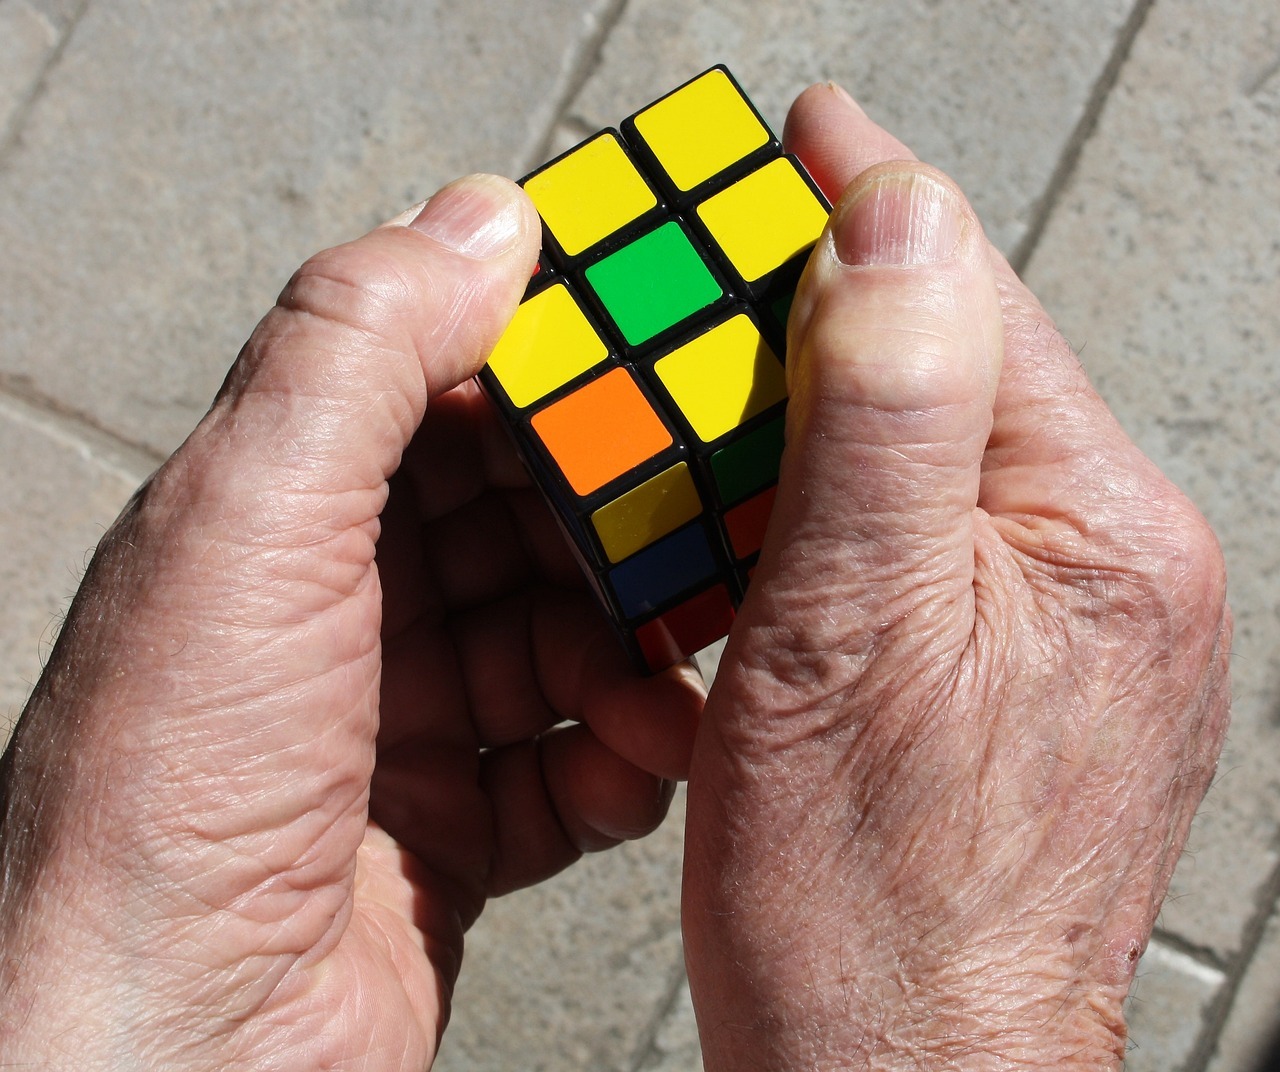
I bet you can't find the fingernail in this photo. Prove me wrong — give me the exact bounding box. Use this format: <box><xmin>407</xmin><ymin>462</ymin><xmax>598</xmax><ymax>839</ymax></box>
<box><xmin>380</xmin><ymin>199</ymin><xmax>429</xmax><ymax>228</ymax></box>
<box><xmin>829</xmin><ymin>81</ymin><xmax>866</xmax><ymax>116</ymax></box>
<box><xmin>408</xmin><ymin>174</ymin><xmax>524</xmax><ymax>258</ymax></box>
<box><xmin>833</xmin><ymin>170</ymin><xmax>964</xmax><ymax>267</ymax></box>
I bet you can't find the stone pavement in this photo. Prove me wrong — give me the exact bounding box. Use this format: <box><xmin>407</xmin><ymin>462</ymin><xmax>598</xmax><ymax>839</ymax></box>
<box><xmin>1</xmin><ymin>0</ymin><xmax>1276</xmax><ymax>1067</ymax></box>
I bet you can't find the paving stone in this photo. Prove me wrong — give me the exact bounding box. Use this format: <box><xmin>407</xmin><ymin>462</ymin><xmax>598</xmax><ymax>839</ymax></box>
<box><xmin>635</xmin><ymin>973</ymin><xmax>702</xmax><ymax>1072</ymax></box>
<box><xmin>0</xmin><ymin>2</ymin><xmax>57</xmax><ymax>135</ymax></box>
<box><xmin>435</xmin><ymin>788</ymin><xmax>688</xmax><ymax>1072</ymax></box>
<box><xmin>0</xmin><ymin>0</ymin><xmax>80</xmax><ymax>137</ymax></box>
<box><xmin>0</xmin><ymin>394</ymin><xmax>150</xmax><ymax>730</ymax></box>
<box><xmin>446</xmin><ymin>915</ymin><xmax>1227</xmax><ymax>1072</ymax></box>
<box><xmin>1023</xmin><ymin>0</ymin><xmax>1280</xmax><ymax>966</ymax></box>
<box><xmin>569</xmin><ymin>0</ymin><xmax>1132</xmax><ymax>258</ymax></box>
<box><xmin>692</xmin><ymin>637</ymin><xmax>726</xmax><ymax>687</ymax></box>
<box><xmin>1209</xmin><ymin>899</ymin><xmax>1280</xmax><ymax>1072</ymax></box>
<box><xmin>1124</xmin><ymin>939</ymin><xmax>1226</xmax><ymax>1072</ymax></box>
<box><xmin>2</xmin><ymin>1</ymin><xmax>1273</xmax><ymax>1063</ymax></box>
<box><xmin>0</xmin><ymin>0</ymin><xmax>613</xmax><ymax>457</ymax></box>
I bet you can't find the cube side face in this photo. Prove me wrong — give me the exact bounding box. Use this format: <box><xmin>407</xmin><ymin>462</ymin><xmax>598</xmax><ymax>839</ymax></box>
<box><xmin>477</xmin><ymin>66</ymin><xmax>832</xmax><ymax>674</ymax></box>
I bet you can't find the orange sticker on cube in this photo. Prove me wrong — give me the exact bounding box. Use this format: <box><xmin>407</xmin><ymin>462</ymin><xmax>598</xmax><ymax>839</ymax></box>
<box><xmin>530</xmin><ymin>368</ymin><xmax>673</xmax><ymax>497</ymax></box>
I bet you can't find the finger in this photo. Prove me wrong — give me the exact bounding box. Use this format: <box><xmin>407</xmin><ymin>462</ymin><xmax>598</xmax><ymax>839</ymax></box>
<box><xmin>378</xmin><ymin>434</ymin><xmax>579</xmax><ymax>641</ymax></box>
<box><xmin>369</xmin><ymin>725</ymin><xmax>675</xmax><ymax>917</ymax></box>
<box><xmin>378</xmin><ymin>586</ymin><xmax>704</xmax><ymax>780</ymax></box>
<box><xmin>727</xmin><ymin>162</ymin><xmax>1003</xmax><ymax>708</ymax></box>
<box><xmin>396</xmin><ymin>379</ymin><xmax>531</xmax><ymax>524</ymax></box>
<box><xmin>416</xmin><ymin>488</ymin><xmax>583</xmax><ymax>612</ymax></box>
<box><xmin>783</xmin><ymin>82</ymin><xmax>918</xmax><ymax>198</ymax></box>
<box><xmin>377</xmin><ymin>469</ymin><xmax>429</xmax><ymax>639</ymax></box>
<box><xmin>482</xmin><ymin>725</ymin><xmax>676</xmax><ymax>897</ymax></box>
<box><xmin>367</xmin><ymin>741</ymin><xmax>491</xmax><ymax>929</ymax></box>
<box><xmin>525</xmin><ymin>593</ymin><xmax>705</xmax><ymax>781</ymax></box>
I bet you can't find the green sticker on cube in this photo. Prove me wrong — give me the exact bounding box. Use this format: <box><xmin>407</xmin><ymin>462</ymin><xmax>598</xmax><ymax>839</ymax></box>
<box><xmin>585</xmin><ymin>221</ymin><xmax>723</xmax><ymax>346</ymax></box>
<box><xmin>710</xmin><ymin>414</ymin><xmax>785</xmax><ymax>504</ymax></box>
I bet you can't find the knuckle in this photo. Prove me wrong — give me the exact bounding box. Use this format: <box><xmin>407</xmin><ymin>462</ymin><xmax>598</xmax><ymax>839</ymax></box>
<box><xmin>277</xmin><ymin>240</ymin><xmax>420</xmax><ymax>341</ymax></box>
<box><xmin>1081</xmin><ymin>489</ymin><xmax>1230</xmax><ymax>692</ymax></box>
<box><xmin>1135</xmin><ymin>493</ymin><xmax>1226</xmax><ymax>622</ymax></box>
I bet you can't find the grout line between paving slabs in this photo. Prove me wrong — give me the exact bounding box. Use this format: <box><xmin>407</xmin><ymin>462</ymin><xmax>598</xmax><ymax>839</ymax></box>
<box><xmin>1009</xmin><ymin>0</ymin><xmax>1157</xmax><ymax>276</ymax></box>
<box><xmin>1151</xmin><ymin>925</ymin><xmax>1230</xmax><ymax>975</ymax></box>
<box><xmin>628</xmin><ymin>956</ymin><xmax>691</xmax><ymax>1072</ymax></box>
<box><xmin>0</xmin><ymin>378</ymin><xmax>163</xmax><ymax>484</ymax></box>
<box><xmin>518</xmin><ymin>0</ymin><xmax>631</xmax><ymax>174</ymax></box>
<box><xmin>0</xmin><ymin>0</ymin><xmax>93</xmax><ymax>168</ymax></box>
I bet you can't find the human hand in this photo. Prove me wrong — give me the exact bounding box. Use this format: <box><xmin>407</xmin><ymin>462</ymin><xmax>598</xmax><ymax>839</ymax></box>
<box><xmin>682</xmin><ymin>85</ymin><xmax>1231</xmax><ymax>1071</ymax></box>
<box><xmin>0</xmin><ymin>175</ymin><xmax>704</xmax><ymax>1068</ymax></box>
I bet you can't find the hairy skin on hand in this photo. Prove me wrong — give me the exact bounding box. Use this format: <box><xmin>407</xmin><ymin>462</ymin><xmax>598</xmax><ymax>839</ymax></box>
<box><xmin>0</xmin><ymin>176</ymin><xmax>705</xmax><ymax>1070</ymax></box>
<box><xmin>0</xmin><ymin>92</ymin><xmax>1230</xmax><ymax>1072</ymax></box>
<box><xmin>681</xmin><ymin>88</ymin><xmax>1230</xmax><ymax>1072</ymax></box>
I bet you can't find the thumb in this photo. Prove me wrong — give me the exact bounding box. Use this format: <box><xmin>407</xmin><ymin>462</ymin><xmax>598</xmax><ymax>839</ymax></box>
<box><xmin>0</xmin><ymin>177</ymin><xmax>539</xmax><ymax>1047</ymax></box>
<box><xmin>736</xmin><ymin>163</ymin><xmax>1003</xmax><ymax>677</ymax></box>
<box><xmin>10</xmin><ymin>175</ymin><xmax>539</xmax><ymax>898</ymax></box>
<box><xmin>113</xmin><ymin>172</ymin><xmax>540</xmax><ymax>718</ymax></box>
<box><xmin>208</xmin><ymin>172</ymin><xmax>540</xmax><ymax>495</ymax></box>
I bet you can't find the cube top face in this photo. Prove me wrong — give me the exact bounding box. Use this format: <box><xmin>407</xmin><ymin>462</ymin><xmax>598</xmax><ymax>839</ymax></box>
<box><xmin>697</xmin><ymin>156</ymin><xmax>833</xmax><ymax>292</ymax></box>
<box><xmin>652</xmin><ymin>312</ymin><xmax>787</xmax><ymax>444</ymax></box>
<box><xmin>523</xmin><ymin>133</ymin><xmax>658</xmax><ymax>258</ymax></box>
<box><xmin>628</xmin><ymin>66</ymin><xmax>773</xmax><ymax>194</ymax></box>
<box><xmin>584</xmin><ymin>219</ymin><xmax>725</xmax><ymax>346</ymax></box>
<box><xmin>478</xmin><ymin>66</ymin><xmax>832</xmax><ymax>674</ymax></box>
<box><xmin>485</xmin><ymin>283</ymin><xmax>609</xmax><ymax>409</ymax></box>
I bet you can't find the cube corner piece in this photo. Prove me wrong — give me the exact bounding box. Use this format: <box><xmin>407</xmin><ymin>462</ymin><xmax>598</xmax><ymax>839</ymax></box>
<box><xmin>477</xmin><ymin>66</ymin><xmax>831</xmax><ymax>674</ymax></box>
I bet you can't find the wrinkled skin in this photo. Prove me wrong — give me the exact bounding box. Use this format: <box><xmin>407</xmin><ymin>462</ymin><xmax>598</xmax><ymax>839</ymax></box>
<box><xmin>0</xmin><ymin>178</ymin><xmax>704</xmax><ymax>1070</ymax></box>
<box><xmin>683</xmin><ymin>86</ymin><xmax>1230</xmax><ymax>1071</ymax></box>
<box><xmin>0</xmin><ymin>87</ymin><xmax>1228</xmax><ymax>1072</ymax></box>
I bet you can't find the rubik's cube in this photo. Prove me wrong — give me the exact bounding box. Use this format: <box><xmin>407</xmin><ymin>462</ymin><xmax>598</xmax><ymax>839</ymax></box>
<box><xmin>479</xmin><ymin>66</ymin><xmax>831</xmax><ymax>674</ymax></box>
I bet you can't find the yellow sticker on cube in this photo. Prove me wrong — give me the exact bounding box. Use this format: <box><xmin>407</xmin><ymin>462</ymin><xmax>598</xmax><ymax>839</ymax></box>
<box><xmin>697</xmin><ymin>158</ymin><xmax>830</xmax><ymax>286</ymax></box>
<box><xmin>632</xmin><ymin>68</ymin><xmax>771</xmax><ymax>193</ymax></box>
<box><xmin>591</xmin><ymin>462</ymin><xmax>703</xmax><ymax>564</ymax></box>
<box><xmin>524</xmin><ymin>133</ymin><xmax>658</xmax><ymax>257</ymax></box>
<box><xmin>654</xmin><ymin>314</ymin><xmax>786</xmax><ymax>443</ymax></box>
<box><xmin>485</xmin><ymin>283</ymin><xmax>608</xmax><ymax>409</ymax></box>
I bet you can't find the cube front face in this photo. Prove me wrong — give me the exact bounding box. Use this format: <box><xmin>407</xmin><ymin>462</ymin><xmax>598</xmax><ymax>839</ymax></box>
<box><xmin>478</xmin><ymin>66</ymin><xmax>831</xmax><ymax>673</ymax></box>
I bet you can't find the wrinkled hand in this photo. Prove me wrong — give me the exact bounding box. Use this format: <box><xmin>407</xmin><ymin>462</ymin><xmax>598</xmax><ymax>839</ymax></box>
<box><xmin>683</xmin><ymin>86</ymin><xmax>1231</xmax><ymax>1071</ymax></box>
<box><xmin>0</xmin><ymin>177</ymin><xmax>704</xmax><ymax>1069</ymax></box>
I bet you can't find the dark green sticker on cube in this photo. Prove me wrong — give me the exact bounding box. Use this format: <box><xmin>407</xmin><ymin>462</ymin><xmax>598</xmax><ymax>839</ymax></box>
<box><xmin>585</xmin><ymin>220</ymin><xmax>723</xmax><ymax>346</ymax></box>
<box><xmin>710</xmin><ymin>413</ymin><xmax>785</xmax><ymax>504</ymax></box>
<box><xmin>770</xmin><ymin>290</ymin><xmax>795</xmax><ymax>333</ymax></box>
